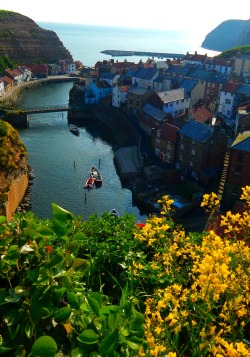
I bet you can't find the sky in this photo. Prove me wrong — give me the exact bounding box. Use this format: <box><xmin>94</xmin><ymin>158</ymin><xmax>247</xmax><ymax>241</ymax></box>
<box><xmin>1</xmin><ymin>0</ymin><xmax>249</xmax><ymax>37</ymax></box>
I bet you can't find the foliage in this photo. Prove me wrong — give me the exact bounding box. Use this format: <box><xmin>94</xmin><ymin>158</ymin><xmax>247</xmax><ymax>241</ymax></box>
<box><xmin>0</xmin><ymin>55</ymin><xmax>16</xmax><ymax>73</ymax></box>
<box><xmin>0</xmin><ymin>187</ymin><xmax>250</xmax><ymax>356</ymax></box>
<box><xmin>0</xmin><ymin>120</ymin><xmax>27</xmax><ymax>171</ymax></box>
<box><xmin>216</xmin><ymin>45</ymin><xmax>250</xmax><ymax>59</ymax></box>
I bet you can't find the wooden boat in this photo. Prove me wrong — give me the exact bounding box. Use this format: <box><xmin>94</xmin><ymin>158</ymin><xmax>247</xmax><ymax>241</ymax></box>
<box><xmin>109</xmin><ymin>208</ymin><xmax>119</xmax><ymax>218</ymax></box>
<box><xmin>69</xmin><ymin>124</ymin><xmax>80</xmax><ymax>135</ymax></box>
<box><xmin>90</xmin><ymin>165</ymin><xmax>102</xmax><ymax>184</ymax></box>
<box><xmin>84</xmin><ymin>176</ymin><xmax>95</xmax><ymax>189</ymax></box>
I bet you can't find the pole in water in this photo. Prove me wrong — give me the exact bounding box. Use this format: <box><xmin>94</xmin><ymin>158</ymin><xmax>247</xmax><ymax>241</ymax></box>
<box><xmin>99</xmin><ymin>158</ymin><xmax>100</xmax><ymax>166</ymax></box>
<box><xmin>74</xmin><ymin>160</ymin><xmax>76</xmax><ymax>168</ymax></box>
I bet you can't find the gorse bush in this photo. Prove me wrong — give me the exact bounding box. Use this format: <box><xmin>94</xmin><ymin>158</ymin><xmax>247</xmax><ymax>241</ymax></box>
<box><xmin>0</xmin><ymin>188</ymin><xmax>250</xmax><ymax>356</ymax></box>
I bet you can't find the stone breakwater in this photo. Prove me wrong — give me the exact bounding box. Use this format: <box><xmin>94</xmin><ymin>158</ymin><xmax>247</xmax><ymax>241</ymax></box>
<box><xmin>101</xmin><ymin>50</ymin><xmax>185</xmax><ymax>59</ymax></box>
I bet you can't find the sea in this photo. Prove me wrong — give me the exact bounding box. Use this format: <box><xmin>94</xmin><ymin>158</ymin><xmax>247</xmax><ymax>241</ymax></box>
<box><xmin>37</xmin><ymin>22</ymin><xmax>221</xmax><ymax>67</ymax></box>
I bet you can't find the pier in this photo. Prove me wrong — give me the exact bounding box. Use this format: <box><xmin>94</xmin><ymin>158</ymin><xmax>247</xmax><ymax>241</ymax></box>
<box><xmin>101</xmin><ymin>50</ymin><xmax>185</xmax><ymax>59</ymax></box>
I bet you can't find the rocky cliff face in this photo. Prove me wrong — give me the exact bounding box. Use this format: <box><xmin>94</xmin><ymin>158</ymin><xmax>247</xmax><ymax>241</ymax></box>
<box><xmin>202</xmin><ymin>19</ymin><xmax>250</xmax><ymax>52</ymax></box>
<box><xmin>0</xmin><ymin>10</ymin><xmax>73</xmax><ymax>63</ymax></box>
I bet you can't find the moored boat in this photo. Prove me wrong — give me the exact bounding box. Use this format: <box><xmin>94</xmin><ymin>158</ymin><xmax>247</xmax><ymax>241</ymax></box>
<box><xmin>69</xmin><ymin>124</ymin><xmax>80</xmax><ymax>136</ymax></box>
<box><xmin>84</xmin><ymin>176</ymin><xmax>95</xmax><ymax>189</ymax></box>
<box><xmin>90</xmin><ymin>165</ymin><xmax>102</xmax><ymax>184</ymax></box>
<box><xmin>109</xmin><ymin>208</ymin><xmax>119</xmax><ymax>218</ymax></box>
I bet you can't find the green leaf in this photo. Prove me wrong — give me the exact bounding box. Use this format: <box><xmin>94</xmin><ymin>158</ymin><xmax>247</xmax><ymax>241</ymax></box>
<box><xmin>0</xmin><ymin>288</ymin><xmax>8</xmax><ymax>305</ymax></box>
<box><xmin>126</xmin><ymin>340</ymin><xmax>141</xmax><ymax>350</ymax></box>
<box><xmin>37</xmin><ymin>225</ymin><xmax>55</xmax><ymax>236</ymax></box>
<box><xmin>54</xmin><ymin>307</ymin><xmax>72</xmax><ymax>323</ymax></box>
<box><xmin>87</xmin><ymin>296</ymin><xmax>100</xmax><ymax>317</ymax></box>
<box><xmin>99</xmin><ymin>329</ymin><xmax>119</xmax><ymax>354</ymax></box>
<box><xmin>31</xmin><ymin>335</ymin><xmax>57</xmax><ymax>356</ymax></box>
<box><xmin>4</xmin><ymin>245</ymin><xmax>20</xmax><ymax>260</ymax></box>
<box><xmin>130</xmin><ymin>309</ymin><xmax>144</xmax><ymax>328</ymax></box>
<box><xmin>71</xmin><ymin>258</ymin><xmax>90</xmax><ymax>272</ymax></box>
<box><xmin>99</xmin><ymin>305</ymin><xmax>119</xmax><ymax>320</ymax></box>
<box><xmin>0</xmin><ymin>346</ymin><xmax>14</xmax><ymax>354</ymax></box>
<box><xmin>67</xmin><ymin>291</ymin><xmax>80</xmax><ymax>310</ymax></box>
<box><xmin>71</xmin><ymin>346</ymin><xmax>88</xmax><ymax>357</ymax></box>
<box><xmin>77</xmin><ymin>329</ymin><xmax>98</xmax><ymax>344</ymax></box>
<box><xmin>0</xmin><ymin>216</ymin><xmax>7</xmax><ymax>224</ymax></box>
<box><xmin>52</xmin><ymin>203</ymin><xmax>74</xmax><ymax>222</ymax></box>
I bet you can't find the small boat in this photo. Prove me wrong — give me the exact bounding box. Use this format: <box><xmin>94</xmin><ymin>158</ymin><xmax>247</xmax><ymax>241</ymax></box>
<box><xmin>90</xmin><ymin>165</ymin><xmax>102</xmax><ymax>185</ymax></box>
<box><xmin>84</xmin><ymin>176</ymin><xmax>95</xmax><ymax>189</ymax></box>
<box><xmin>69</xmin><ymin>124</ymin><xmax>80</xmax><ymax>135</ymax></box>
<box><xmin>109</xmin><ymin>208</ymin><xmax>119</xmax><ymax>218</ymax></box>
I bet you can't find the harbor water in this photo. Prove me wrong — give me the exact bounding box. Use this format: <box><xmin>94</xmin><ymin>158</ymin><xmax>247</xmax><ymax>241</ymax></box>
<box><xmin>17</xmin><ymin>82</ymin><xmax>148</xmax><ymax>221</ymax></box>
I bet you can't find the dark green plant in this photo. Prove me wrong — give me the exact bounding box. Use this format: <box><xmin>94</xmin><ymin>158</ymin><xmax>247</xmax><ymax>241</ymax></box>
<box><xmin>0</xmin><ymin>204</ymin><xmax>146</xmax><ymax>356</ymax></box>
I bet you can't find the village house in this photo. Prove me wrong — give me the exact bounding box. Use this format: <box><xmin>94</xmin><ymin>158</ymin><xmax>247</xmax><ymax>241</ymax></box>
<box><xmin>99</xmin><ymin>72</ymin><xmax>120</xmax><ymax>87</ymax></box>
<box><xmin>152</xmin><ymin>122</ymin><xmax>179</xmax><ymax>165</ymax></box>
<box><xmin>126</xmin><ymin>86</ymin><xmax>153</xmax><ymax>117</ymax></box>
<box><xmin>235</xmin><ymin>104</ymin><xmax>250</xmax><ymax>133</ymax></box>
<box><xmin>178</xmin><ymin>78</ymin><xmax>205</xmax><ymax>109</ymax></box>
<box><xmin>223</xmin><ymin>130</ymin><xmax>250</xmax><ymax>207</ymax></box>
<box><xmin>182</xmin><ymin>51</ymin><xmax>209</xmax><ymax>66</ymax></box>
<box><xmin>233</xmin><ymin>53</ymin><xmax>250</xmax><ymax>83</ymax></box>
<box><xmin>85</xmin><ymin>80</ymin><xmax>112</xmax><ymax>104</ymax></box>
<box><xmin>139</xmin><ymin>103</ymin><xmax>170</xmax><ymax>136</ymax></box>
<box><xmin>147</xmin><ymin>88</ymin><xmax>190</xmax><ymax>117</ymax></box>
<box><xmin>0</xmin><ymin>78</ymin><xmax>4</xmax><ymax>96</ymax></box>
<box><xmin>132</xmin><ymin>67</ymin><xmax>159</xmax><ymax>89</ymax></box>
<box><xmin>112</xmin><ymin>84</ymin><xmax>130</xmax><ymax>109</ymax></box>
<box><xmin>175</xmin><ymin>120</ymin><xmax>228</xmax><ymax>185</ymax></box>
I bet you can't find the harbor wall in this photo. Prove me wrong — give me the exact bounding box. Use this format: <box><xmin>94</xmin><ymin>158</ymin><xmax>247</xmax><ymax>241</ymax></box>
<box><xmin>1</xmin><ymin>172</ymin><xmax>29</xmax><ymax>222</ymax></box>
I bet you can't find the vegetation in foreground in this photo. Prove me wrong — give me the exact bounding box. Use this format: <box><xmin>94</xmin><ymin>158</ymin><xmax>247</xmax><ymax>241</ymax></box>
<box><xmin>0</xmin><ymin>187</ymin><xmax>250</xmax><ymax>356</ymax></box>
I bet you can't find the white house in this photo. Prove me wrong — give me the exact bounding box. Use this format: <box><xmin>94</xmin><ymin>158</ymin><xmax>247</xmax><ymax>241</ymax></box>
<box><xmin>158</xmin><ymin>88</ymin><xmax>190</xmax><ymax>117</ymax></box>
<box><xmin>132</xmin><ymin>67</ymin><xmax>159</xmax><ymax>89</ymax></box>
<box><xmin>112</xmin><ymin>84</ymin><xmax>130</xmax><ymax>108</ymax></box>
<box><xmin>218</xmin><ymin>82</ymin><xmax>240</xmax><ymax>119</ymax></box>
<box><xmin>0</xmin><ymin>78</ymin><xmax>5</xmax><ymax>96</ymax></box>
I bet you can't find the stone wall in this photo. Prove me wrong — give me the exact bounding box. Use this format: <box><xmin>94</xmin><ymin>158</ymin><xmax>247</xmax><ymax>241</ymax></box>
<box><xmin>4</xmin><ymin>172</ymin><xmax>29</xmax><ymax>222</ymax></box>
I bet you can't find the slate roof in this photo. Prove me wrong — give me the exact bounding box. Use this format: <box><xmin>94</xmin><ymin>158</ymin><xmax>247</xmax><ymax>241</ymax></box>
<box><xmin>178</xmin><ymin>120</ymin><xmax>213</xmax><ymax>143</ymax></box>
<box><xmin>133</xmin><ymin>67</ymin><xmax>158</xmax><ymax>80</ymax></box>
<box><xmin>157</xmin><ymin>88</ymin><xmax>186</xmax><ymax>103</ymax></box>
<box><xmin>142</xmin><ymin>103</ymin><xmax>167</xmax><ymax>121</ymax></box>
<box><xmin>129</xmin><ymin>86</ymin><xmax>149</xmax><ymax>95</ymax></box>
<box><xmin>166</xmin><ymin>65</ymin><xmax>190</xmax><ymax>77</ymax></box>
<box><xmin>231</xmin><ymin>131</ymin><xmax>250</xmax><ymax>152</ymax></box>
<box><xmin>207</xmin><ymin>72</ymin><xmax>230</xmax><ymax>84</ymax></box>
<box><xmin>100</xmin><ymin>72</ymin><xmax>117</xmax><ymax>80</ymax></box>
<box><xmin>178</xmin><ymin>78</ymin><xmax>198</xmax><ymax>95</ymax></box>
<box><xmin>237</xmin><ymin>84</ymin><xmax>250</xmax><ymax>96</ymax></box>
<box><xmin>188</xmin><ymin>68</ymin><xmax>211</xmax><ymax>81</ymax></box>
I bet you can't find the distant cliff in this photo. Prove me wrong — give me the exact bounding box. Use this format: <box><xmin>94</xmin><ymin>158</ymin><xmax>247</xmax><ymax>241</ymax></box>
<box><xmin>202</xmin><ymin>19</ymin><xmax>250</xmax><ymax>52</ymax></box>
<box><xmin>0</xmin><ymin>10</ymin><xmax>73</xmax><ymax>63</ymax></box>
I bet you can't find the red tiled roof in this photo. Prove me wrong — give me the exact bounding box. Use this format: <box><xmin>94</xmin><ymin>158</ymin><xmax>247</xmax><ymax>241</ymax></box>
<box><xmin>192</xmin><ymin>106</ymin><xmax>213</xmax><ymax>123</ymax></box>
<box><xmin>222</xmin><ymin>82</ymin><xmax>240</xmax><ymax>92</ymax></box>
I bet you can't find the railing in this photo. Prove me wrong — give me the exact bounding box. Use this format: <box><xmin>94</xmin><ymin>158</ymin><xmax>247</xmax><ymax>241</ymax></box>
<box><xmin>22</xmin><ymin>105</ymin><xmax>70</xmax><ymax>113</ymax></box>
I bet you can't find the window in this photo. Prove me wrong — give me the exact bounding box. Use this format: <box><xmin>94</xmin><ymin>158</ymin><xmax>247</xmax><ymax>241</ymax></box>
<box><xmin>156</xmin><ymin>139</ymin><xmax>160</xmax><ymax>147</ymax></box>
<box><xmin>191</xmin><ymin>149</ymin><xmax>196</xmax><ymax>155</ymax></box>
<box><xmin>189</xmin><ymin>160</ymin><xmax>194</xmax><ymax>166</ymax></box>
<box><xmin>180</xmin><ymin>143</ymin><xmax>184</xmax><ymax>149</ymax></box>
<box><xmin>179</xmin><ymin>155</ymin><xmax>183</xmax><ymax>161</ymax></box>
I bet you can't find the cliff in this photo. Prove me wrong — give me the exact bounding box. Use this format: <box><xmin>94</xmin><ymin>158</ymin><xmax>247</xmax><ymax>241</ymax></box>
<box><xmin>0</xmin><ymin>119</ymin><xmax>28</xmax><ymax>220</ymax></box>
<box><xmin>0</xmin><ymin>10</ymin><xmax>73</xmax><ymax>63</ymax></box>
<box><xmin>202</xmin><ymin>19</ymin><xmax>250</xmax><ymax>52</ymax></box>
